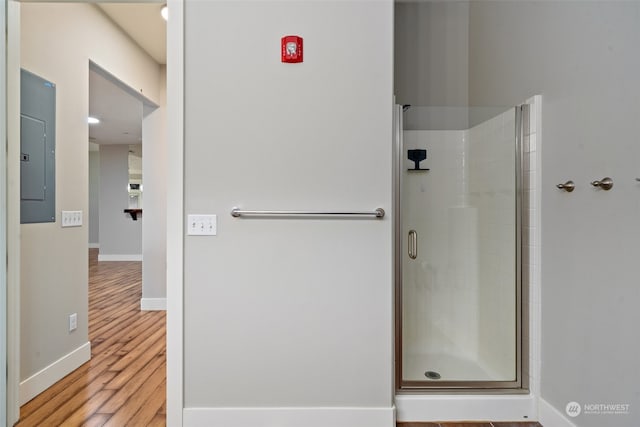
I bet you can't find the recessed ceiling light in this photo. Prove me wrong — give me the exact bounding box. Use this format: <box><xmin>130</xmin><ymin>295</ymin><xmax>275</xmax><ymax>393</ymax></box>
<box><xmin>88</xmin><ymin>117</ymin><xmax>100</xmax><ymax>124</ymax></box>
<box><xmin>161</xmin><ymin>5</ymin><xmax>168</xmax><ymax>21</ymax></box>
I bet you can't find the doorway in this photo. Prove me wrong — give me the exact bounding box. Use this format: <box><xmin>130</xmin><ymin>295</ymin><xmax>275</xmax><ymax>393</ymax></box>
<box><xmin>6</xmin><ymin>2</ymin><xmax>171</xmax><ymax>425</ymax></box>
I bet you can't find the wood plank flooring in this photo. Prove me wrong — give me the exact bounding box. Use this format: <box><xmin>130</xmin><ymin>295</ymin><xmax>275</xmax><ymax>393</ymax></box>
<box><xmin>16</xmin><ymin>249</ymin><xmax>166</xmax><ymax>427</ymax></box>
<box><xmin>15</xmin><ymin>249</ymin><xmax>542</xmax><ymax>427</ymax></box>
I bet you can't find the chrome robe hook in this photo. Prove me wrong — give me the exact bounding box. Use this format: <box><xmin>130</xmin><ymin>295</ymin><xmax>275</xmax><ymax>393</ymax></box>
<box><xmin>591</xmin><ymin>177</ymin><xmax>613</xmax><ymax>190</ymax></box>
<box><xmin>556</xmin><ymin>181</ymin><xmax>575</xmax><ymax>192</ymax></box>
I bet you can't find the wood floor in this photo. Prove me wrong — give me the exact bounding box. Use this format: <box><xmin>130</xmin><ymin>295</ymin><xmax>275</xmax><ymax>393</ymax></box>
<box><xmin>16</xmin><ymin>249</ymin><xmax>166</xmax><ymax>427</ymax></box>
<box><xmin>15</xmin><ymin>250</ymin><xmax>542</xmax><ymax>427</ymax></box>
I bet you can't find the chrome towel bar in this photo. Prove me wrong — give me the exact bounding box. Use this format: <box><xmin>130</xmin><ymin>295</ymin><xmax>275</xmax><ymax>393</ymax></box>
<box><xmin>230</xmin><ymin>207</ymin><xmax>385</xmax><ymax>219</ymax></box>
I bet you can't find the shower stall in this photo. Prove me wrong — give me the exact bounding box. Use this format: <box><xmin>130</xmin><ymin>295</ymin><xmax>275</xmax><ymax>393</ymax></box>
<box><xmin>394</xmin><ymin>105</ymin><xmax>528</xmax><ymax>391</ymax></box>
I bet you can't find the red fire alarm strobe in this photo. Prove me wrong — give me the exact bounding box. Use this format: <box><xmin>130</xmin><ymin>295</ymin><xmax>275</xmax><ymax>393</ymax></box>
<box><xmin>281</xmin><ymin>35</ymin><xmax>303</xmax><ymax>63</ymax></box>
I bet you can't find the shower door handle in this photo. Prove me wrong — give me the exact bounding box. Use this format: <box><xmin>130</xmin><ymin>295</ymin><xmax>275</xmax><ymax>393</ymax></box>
<box><xmin>408</xmin><ymin>230</ymin><xmax>417</xmax><ymax>260</ymax></box>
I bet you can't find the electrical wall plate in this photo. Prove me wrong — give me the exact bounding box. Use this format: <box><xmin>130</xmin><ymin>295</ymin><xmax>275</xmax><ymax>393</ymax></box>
<box><xmin>61</xmin><ymin>210</ymin><xmax>82</xmax><ymax>227</ymax></box>
<box><xmin>187</xmin><ymin>214</ymin><xmax>217</xmax><ymax>236</ymax></box>
<box><xmin>69</xmin><ymin>313</ymin><xmax>77</xmax><ymax>332</ymax></box>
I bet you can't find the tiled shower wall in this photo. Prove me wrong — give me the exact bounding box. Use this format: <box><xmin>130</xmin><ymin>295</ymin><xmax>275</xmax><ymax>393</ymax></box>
<box><xmin>468</xmin><ymin>109</ymin><xmax>517</xmax><ymax>379</ymax></box>
<box><xmin>402</xmin><ymin>130</ymin><xmax>478</xmax><ymax>362</ymax></box>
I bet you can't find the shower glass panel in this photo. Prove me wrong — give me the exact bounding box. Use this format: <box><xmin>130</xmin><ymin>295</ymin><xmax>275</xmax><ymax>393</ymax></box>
<box><xmin>396</xmin><ymin>105</ymin><xmax>524</xmax><ymax>389</ymax></box>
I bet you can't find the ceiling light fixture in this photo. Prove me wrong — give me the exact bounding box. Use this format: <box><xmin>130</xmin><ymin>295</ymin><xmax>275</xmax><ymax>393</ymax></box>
<box><xmin>161</xmin><ymin>5</ymin><xmax>168</xmax><ymax>21</ymax></box>
<box><xmin>88</xmin><ymin>117</ymin><xmax>100</xmax><ymax>124</ymax></box>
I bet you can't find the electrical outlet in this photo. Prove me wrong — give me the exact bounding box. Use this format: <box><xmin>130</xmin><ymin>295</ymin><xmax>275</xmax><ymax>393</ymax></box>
<box><xmin>187</xmin><ymin>214</ymin><xmax>217</xmax><ymax>236</ymax></box>
<box><xmin>69</xmin><ymin>313</ymin><xmax>77</xmax><ymax>332</ymax></box>
<box><xmin>61</xmin><ymin>210</ymin><xmax>83</xmax><ymax>227</ymax></box>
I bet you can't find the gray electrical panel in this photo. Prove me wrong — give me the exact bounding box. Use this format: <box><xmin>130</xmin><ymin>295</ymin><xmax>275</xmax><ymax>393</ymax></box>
<box><xmin>21</xmin><ymin>69</ymin><xmax>56</xmax><ymax>223</ymax></box>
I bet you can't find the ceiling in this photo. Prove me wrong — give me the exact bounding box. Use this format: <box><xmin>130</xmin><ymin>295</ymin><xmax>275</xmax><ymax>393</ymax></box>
<box><xmin>89</xmin><ymin>69</ymin><xmax>143</xmax><ymax>145</ymax></box>
<box><xmin>97</xmin><ymin>3</ymin><xmax>166</xmax><ymax>65</ymax></box>
<box><xmin>89</xmin><ymin>4</ymin><xmax>166</xmax><ymax>146</ymax></box>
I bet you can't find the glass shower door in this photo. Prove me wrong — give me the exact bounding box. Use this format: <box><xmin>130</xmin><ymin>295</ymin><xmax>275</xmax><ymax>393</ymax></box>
<box><xmin>396</xmin><ymin>105</ymin><xmax>524</xmax><ymax>389</ymax></box>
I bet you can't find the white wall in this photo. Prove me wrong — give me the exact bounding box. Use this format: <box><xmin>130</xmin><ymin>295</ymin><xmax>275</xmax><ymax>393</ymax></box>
<box><xmin>98</xmin><ymin>144</ymin><xmax>142</xmax><ymax>260</ymax></box>
<box><xmin>182</xmin><ymin>1</ymin><xmax>393</xmax><ymax>425</ymax></box>
<box><xmin>88</xmin><ymin>149</ymin><xmax>100</xmax><ymax>247</ymax></box>
<box><xmin>19</xmin><ymin>2</ymin><xmax>161</xmax><ymax>402</ymax></box>
<box><xmin>469</xmin><ymin>3</ymin><xmax>640</xmax><ymax>426</ymax></box>
<box><xmin>142</xmin><ymin>66</ymin><xmax>167</xmax><ymax>309</ymax></box>
<box><xmin>395</xmin><ymin>1</ymin><xmax>469</xmax><ymax>107</ymax></box>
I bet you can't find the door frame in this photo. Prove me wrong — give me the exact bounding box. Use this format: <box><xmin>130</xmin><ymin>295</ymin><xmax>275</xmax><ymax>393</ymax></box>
<box><xmin>165</xmin><ymin>0</ymin><xmax>184</xmax><ymax>425</ymax></box>
<box><xmin>6</xmin><ymin>1</ymin><xmax>21</xmax><ymax>424</ymax></box>
<box><xmin>1</xmin><ymin>0</ymin><xmax>8</xmax><ymax>424</ymax></box>
<box><xmin>5</xmin><ymin>1</ymin><xmax>185</xmax><ymax>425</ymax></box>
<box><xmin>393</xmin><ymin>104</ymin><xmax>528</xmax><ymax>392</ymax></box>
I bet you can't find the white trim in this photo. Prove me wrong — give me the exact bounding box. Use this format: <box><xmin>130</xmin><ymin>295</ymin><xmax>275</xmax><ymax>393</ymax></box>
<box><xmin>166</xmin><ymin>0</ymin><xmax>184</xmax><ymax>425</ymax></box>
<box><xmin>524</xmin><ymin>94</ymin><xmax>542</xmax><ymax>399</ymax></box>
<box><xmin>97</xmin><ymin>254</ymin><xmax>142</xmax><ymax>262</ymax></box>
<box><xmin>539</xmin><ymin>398</ymin><xmax>577</xmax><ymax>427</ymax></box>
<box><xmin>88</xmin><ymin>243</ymin><xmax>100</xmax><ymax>249</ymax></box>
<box><xmin>141</xmin><ymin>298</ymin><xmax>167</xmax><ymax>311</ymax></box>
<box><xmin>0</xmin><ymin>0</ymin><xmax>7</xmax><ymax>422</ymax></box>
<box><xmin>183</xmin><ymin>407</ymin><xmax>395</xmax><ymax>427</ymax></box>
<box><xmin>6</xmin><ymin>1</ymin><xmax>21</xmax><ymax>424</ymax></box>
<box><xmin>395</xmin><ymin>394</ymin><xmax>537</xmax><ymax>422</ymax></box>
<box><xmin>18</xmin><ymin>341</ymin><xmax>91</xmax><ymax>405</ymax></box>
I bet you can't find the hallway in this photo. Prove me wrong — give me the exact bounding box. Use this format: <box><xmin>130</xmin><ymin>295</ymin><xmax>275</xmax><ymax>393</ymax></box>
<box><xmin>16</xmin><ymin>249</ymin><xmax>166</xmax><ymax>426</ymax></box>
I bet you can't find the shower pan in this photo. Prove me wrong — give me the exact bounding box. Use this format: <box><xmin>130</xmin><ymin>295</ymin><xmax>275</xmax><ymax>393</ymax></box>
<box><xmin>394</xmin><ymin>104</ymin><xmax>529</xmax><ymax>391</ymax></box>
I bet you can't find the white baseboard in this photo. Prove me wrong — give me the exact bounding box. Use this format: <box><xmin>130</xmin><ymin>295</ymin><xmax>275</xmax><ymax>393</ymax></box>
<box><xmin>396</xmin><ymin>394</ymin><xmax>536</xmax><ymax>422</ymax></box>
<box><xmin>98</xmin><ymin>254</ymin><xmax>142</xmax><ymax>262</ymax></box>
<box><xmin>19</xmin><ymin>341</ymin><xmax>91</xmax><ymax>405</ymax></box>
<box><xmin>183</xmin><ymin>406</ymin><xmax>395</xmax><ymax>427</ymax></box>
<box><xmin>141</xmin><ymin>297</ymin><xmax>167</xmax><ymax>311</ymax></box>
<box><xmin>539</xmin><ymin>397</ymin><xmax>577</xmax><ymax>427</ymax></box>
<box><xmin>88</xmin><ymin>243</ymin><xmax>100</xmax><ymax>249</ymax></box>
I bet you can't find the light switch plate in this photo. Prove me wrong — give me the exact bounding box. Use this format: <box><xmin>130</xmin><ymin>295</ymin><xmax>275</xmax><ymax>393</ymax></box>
<box><xmin>187</xmin><ymin>214</ymin><xmax>217</xmax><ymax>236</ymax></box>
<box><xmin>61</xmin><ymin>210</ymin><xmax>82</xmax><ymax>227</ymax></box>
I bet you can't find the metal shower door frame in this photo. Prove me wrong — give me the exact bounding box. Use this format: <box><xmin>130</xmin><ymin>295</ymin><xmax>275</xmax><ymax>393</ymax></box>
<box><xmin>394</xmin><ymin>104</ymin><xmax>529</xmax><ymax>393</ymax></box>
